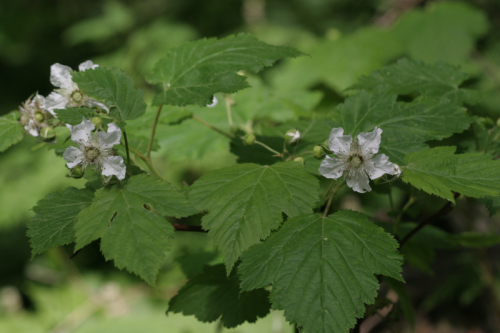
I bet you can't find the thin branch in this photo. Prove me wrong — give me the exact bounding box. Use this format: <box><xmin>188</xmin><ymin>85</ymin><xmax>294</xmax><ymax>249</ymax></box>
<box><xmin>192</xmin><ymin>114</ymin><xmax>233</xmax><ymax>139</ymax></box>
<box><xmin>172</xmin><ymin>224</ymin><xmax>207</xmax><ymax>233</ymax></box>
<box><xmin>399</xmin><ymin>193</ymin><xmax>459</xmax><ymax>247</ymax></box>
<box><xmin>254</xmin><ymin>140</ymin><xmax>282</xmax><ymax>156</ymax></box>
<box><xmin>127</xmin><ymin>145</ymin><xmax>166</xmax><ymax>181</ymax></box>
<box><xmin>147</xmin><ymin>105</ymin><xmax>163</xmax><ymax>159</ymax></box>
<box><xmin>224</xmin><ymin>94</ymin><xmax>234</xmax><ymax>133</ymax></box>
<box><xmin>322</xmin><ymin>180</ymin><xmax>345</xmax><ymax>218</ymax></box>
<box><xmin>122</xmin><ymin>131</ymin><xmax>131</xmax><ymax>171</ymax></box>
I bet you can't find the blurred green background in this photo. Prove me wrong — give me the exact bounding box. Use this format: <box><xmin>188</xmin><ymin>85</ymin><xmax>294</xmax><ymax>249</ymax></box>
<box><xmin>2</xmin><ymin>0</ymin><xmax>500</xmax><ymax>332</ymax></box>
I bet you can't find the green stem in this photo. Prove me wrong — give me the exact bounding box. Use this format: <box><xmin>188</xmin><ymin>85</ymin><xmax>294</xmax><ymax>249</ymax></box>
<box><xmin>147</xmin><ymin>105</ymin><xmax>163</xmax><ymax>159</ymax></box>
<box><xmin>322</xmin><ymin>180</ymin><xmax>345</xmax><ymax>218</ymax></box>
<box><xmin>128</xmin><ymin>145</ymin><xmax>166</xmax><ymax>181</ymax></box>
<box><xmin>323</xmin><ymin>179</ymin><xmax>336</xmax><ymax>198</ymax></box>
<box><xmin>192</xmin><ymin>114</ymin><xmax>233</xmax><ymax>139</ymax></box>
<box><xmin>471</xmin><ymin>124</ymin><xmax>481</xmax><ymax>152</ymax></box>
<box><xmin>123</xmin><ymin>131</ymin><xmax>131</xmax><ymax>171</ymax></box>
<box><xmin>224</xmin><ymin>94</ymin><xmax>234</xmax><ymax>133</ymax></box>
<box><xmin>485</xmin><ymin>126</ymin><xmax>496</xmax><ymax>153</ymax></box>
<box><xmin>254</xmin><ymin>140</ymin><xmax>282</xmax><ymax>156</ymax></box>
<box><xmin>393</xmin><ymin>196</ymin><xmax>416</xmax><ymax>235</ymax></box>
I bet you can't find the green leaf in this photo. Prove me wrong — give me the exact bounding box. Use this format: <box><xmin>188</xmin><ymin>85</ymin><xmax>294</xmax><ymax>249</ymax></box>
<box><xmin>27</xmin><ymin>187</ymin><xmax>94</xmax><ymax>257</ymax></box>
<box><xmin>332</xmin><ymin>90</ymin><xmax>473</xmax><ymax>165</ymax></box>
<box><xmin>382</xmin><ymin>277</ymin><xmax>415</xmax><ymax>328</ymax></box>
<box><xmin>451</xmin><ymin>232</ymin><xmax>500</xmax><ymax>248</ymax></box>
<box><xmin>189</xmin><ymin>162</ymin><xmax>320</xmax><ymax>273</ymax></box>
<box><xmin>147</xmin><ymin>33</ymin><xmax>303</xmax><ymax>106</ymax></box>
<box><xmin>402</xmin><ymin>147</ymin><xmax>500</xmax><ymax>202</ymax></box>
<box><xmin>478</xmin><ymin>196</ymin><xmax>500</xmax><ymax>216</ymax></box>
<box><xmin>0</xmin><ymin>111</ymin><xmax>24</xmax><ymax>152</ymax></box>
<box><xmin>351</xmin><ymin>58</ymin><xmax>480</xmax><ymax>105</ymax></box>
<box><xmin>168</xmin><ymin>264</ymin><xmax>270</xmax><ymax>328</ymax></box>
<box><xmin>72</xmin><ymin>66</ymin><xmax>146</xmax><ymax>121</ymax></box>
<box><xmin>239</xmin><ymin>212</ymin><xmax>403</xmax><ymax>333</ymax></box>
<box><xmin>311</xmin><ymin>27</ymin><xmax>403</xmax><ymax>92</ymax></box>
<box><xmin>75</xmin><ymin>174</ymin><xmax>196</xmax><ymax>285</ymax></box>
<box><xmin>54</xmin><ymin>107</ymin><xmax>96</xmax><ymax>125</ymax></box>
<box><xmin>392</xmin><ymin>2</ymin><xmax>488</xmax><ymax>64</ymax></box>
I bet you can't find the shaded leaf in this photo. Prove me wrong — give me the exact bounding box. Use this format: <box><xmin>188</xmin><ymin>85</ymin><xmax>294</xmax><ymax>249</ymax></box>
<box><xmin>27</xmin><ymin>187</ymin><xmax>94</xmax><ymax>257</ymax></box>
<box><xmin>239</xmin><ymin>212</ymin><xmax>403</xmax><ymax>333</ymax></box>
<box><xmin>168</xmin><ymin>264</ymin><xmax>270</xmax><ymax>328</ymax></box>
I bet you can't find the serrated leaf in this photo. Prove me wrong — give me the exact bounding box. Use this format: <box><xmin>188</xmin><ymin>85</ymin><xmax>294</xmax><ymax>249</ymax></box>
<box><xmin>147</xmin><ymin>33</ymin><xmax>303</xmax><ymax>106</ymax></box>
<box><xmin>54</xmin><ymin>107</ymin><xmax>97</xmax><ymax>125</ymax></box>
<box><xmin>72</xmin><ymin>66</ymin><xmax>146</xmax><ymax>121</ymax></box>
<box><xmin>402</xmin><ymin>147</ymin><xmax>500</xmax><ymax>202</ymax></box>
<box><xmin>478</xmin><ymin>196</ymin><xmax>500</xmax><ymax>216</ymax></box>
<box><xmin>0</xmin><ymin>111</ymin><xmax>24</xmax><ymax>152</ymax></box>
<box><xmin>27</xmin><ymin>187</ymin><xmax>94</xmax><ymax>257</ymax></box>
<box><xmin>332</xmin><ymin>90</ymin><xmax>473</xmax><ymax>164</ymax></box>
<box><xmin>239</xmin><ymin>212</ymin><xmax>403</xmax><ymax>333</ymax></box>
<box><xmin>351</xmin><ymin>58</ymin><xmax>480</xmax><ymax>105</ymax></box>
<box><xmin>75</xmin><ymin>174</ymin><xmax>196</xmax><ymax>284</ymax></box>
<box><xmin>168</xmin><ymin>264</ymin><xmax>270</xmax><ymax>328</ymax></box>
<box><xmin>189</xmin><ymin>162</ymin><xmax>319</xmax><ymax>273</ymax></box>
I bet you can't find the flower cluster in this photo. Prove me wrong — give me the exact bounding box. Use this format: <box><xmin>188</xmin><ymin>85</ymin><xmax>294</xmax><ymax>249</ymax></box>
<box><xmin>16</xmin><ymin>60</ymin><xmax>125</xmax><ymax>182</ymax></box>
<box><xmin>319</xmin><ymin>127</ymin><xmax>400</xmax><ymax>193</ymax></box>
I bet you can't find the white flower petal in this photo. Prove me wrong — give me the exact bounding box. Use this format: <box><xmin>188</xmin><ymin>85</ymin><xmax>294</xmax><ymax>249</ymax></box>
<box><xmin>363</xmin><ymin>154</ymin><xmax>396</xmax><ymax>180</ymax></box>
<box><xmin>45</xmin><ymin>92</ymin><xmax>68</xmax><ymax>115</ymax></box>
<box><xmin>357</xmin><ymin>127</ymin><xmax>382</xmax><ymax>156</ymax></box>
<box><xmin>286</xmin><ymin>130</ymin><xmax>301</xmax><ymax>143</ymax></box>
<box><xmin>328</xmin><ymin>127</ymin><xmax>352</xmax><ymax>157</ymax></box>
<box><xmin>319</xmin><ymin>156</ymin><xmax>347</xmax><ymax>179</ymax></box>
<box><xmin>70</xmin><ymin>118</ymin><xmax>95</xmax><ymax>144</ymax></box>
<box><xmin>346</xmin><ymin>171</ymin><xmax>371</xmax><ymax>193</ymax></box>
<box><xmin>393</xmin><ymin>164</ymin><xmax>402</xmax><ymax>177</ymax></box>
<box><xmin>50</xmin><ymin>63</ymin><xmax>74</xmax><ymax>90</ymax></box>
<box><xmin>96</xmin><ymin>123</ymin><xmax>121</xmax><ymax>149</ymax></box>
<box><xmin>63</xmin><ymin>146</ymin><xmax>85</xmax><ymax>168</ymax></box>
<box><xmin>25</xmin><ymin>121</ymin><xmax>39</xmax><ymax>137</ymax></box>
<box><xmin>101</xmin><ymin>155</ymin><xmax>126</xmax><ymax>180</ymax></box>
<box><xmin>78</xmin><ymin>60</ymin><xmax>99</xmax><ymax>71</ymax></box>
<box><xmin>207</xmin><ymin>96</ymin><xmax>218</xmax><ymax>108</ymax></box>
<box><xmin>84</xmin><ymin>98</ymin><xmax>109</xmax><ymax>112</ymax></box>
<box><xmin>35</xmin><ymin>94</ymin><xmax>46</xmax><ymax>109</ymax></box>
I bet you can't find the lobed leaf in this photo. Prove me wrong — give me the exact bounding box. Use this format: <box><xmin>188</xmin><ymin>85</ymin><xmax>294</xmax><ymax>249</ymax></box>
<box><xmin>0</xmin><ymin>111</ymin><xmax>24</xmax><ymax>152</ymax></box>
<box><xmin>27</xmin><ymin>187</ymin><xmax>94</xmax><ymax>257</ymax></box>
<box><xmin>239</xmin><ymin>212</ymin><xmax>403</xmax><ymax>333</ymax></box>
<box><xmin>402</xmin><ymin>147</ymin><xmax>500</xmax><ymax>202</ymax></box>
<box><xmin>147</xmin><ymin>33</ymin><xmax>303</xmax><ymax>106</ymax></box>
<box><xmin>351</xmin><ymin>58</ymin><xmax>480</xmax><ymax>105</ymax></box>
<box><xmin>75</xmin><ymin>174</ymin><xmax>196</xmax><ymax>285</ymax></box>
<box><xmin>54</xmin><ymin>107</ymin><xmax>96</xmax><ymax>125</ymax></box>
<box><xmin>168</xmin><ymin>264</ymin><xmax>270</xmax><ymax>328</ymax></box>
<box><xmin>73</xmin><ymin>66</ymin><xmax>147</xmax><ymax>121</ymax></box>
<box><xmin>189</xmin><ymin>162</ymin><xmax>319</xmax><ymax>273</ymax></box>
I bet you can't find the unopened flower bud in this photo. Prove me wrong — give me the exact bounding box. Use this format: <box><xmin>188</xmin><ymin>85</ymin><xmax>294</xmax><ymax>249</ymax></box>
<box><xmin>91</xmin><ymin>117</ymin><xmax>103</xmax><ymax>130</ymax></box>
<box><xmin>313</xmin><ymin>145</ymin><xmax>326</xmax><ymax>159</ymax></box>
<box><xmin>393</xmin><ymin>164</ymin><xmax>402</xmax><ymax>177</ymax></box>
<box><xmin>68</xmin><ymin>165</ymin><xmax>84</xmax><ymax>179</ymax></box>
<box><xmin>243</xmin><ymin>133</ymin><xmax>256</xmax><ymax>146</ymax></box>
<box><xmin>293</xmin><ymin>157</ymin><xmax>305</xmax><ymax>166</ymax></box>
<box><xmin>40</xmin><ymin>127</ymin><xmax>56</xmax><ymax>141</ymax></box>
<box><xmin>478</xmin><ymin>117</ymin><xmax>495</xmax><ymax>130</ymax></box>
<box><xmin>285</xmin><ymin>129</ymin><xmax>301</xmax><ymax>146</ymax></box>
<box><xmin>34</xmin><ymin>112</ymin><xmax>45</xmax><ymax>123</ymax></box>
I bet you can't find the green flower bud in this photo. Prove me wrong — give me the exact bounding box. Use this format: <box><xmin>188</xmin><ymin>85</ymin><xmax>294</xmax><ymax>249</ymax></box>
<box><xmin>478</xmin><ymin>117</ymin><xmax>495</xmax><ymax>130</ymax></box>
<box><xmin>91</xmin><ymin>117</ymin><xmax>104</xmax><ymax>130</ymax></box>
<box><xmin>34</xmin><ymin>112</ymin><xmax>45</xmax><ymax>123</ymax></box>
<box><xmin>68</xmin><ymin>165</ymin><xmax>84</xmax><ymax>179</ymax></box>
<box><xmin>40</xmin><ymin>127</ymin><xmax>56</xmax><ymax>141</ymax></box>
<box><xmin>313</xmin><ymin>145</ymin><xmax>326</xmax><ymax>159</ymax></box>
<box><xmin>243</xmin><ymin>133</ymin><xmax>256</xmax><ymax>146</ymax></box>
<box><xmin>285</xmin><ymin>129</ymin><xmax>301</xmax><ymax>146</ymax></box>
<box><xmin>293</xmin><ymin>157</ymin><xmax>305</xmax><ymax>166</ymax></box>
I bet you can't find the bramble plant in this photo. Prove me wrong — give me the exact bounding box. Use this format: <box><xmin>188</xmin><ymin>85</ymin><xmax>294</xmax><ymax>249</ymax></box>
<box><xmin>3</xmin><ymin>31</ymin><xmax>500</xmax><ymax>333</ymax></box>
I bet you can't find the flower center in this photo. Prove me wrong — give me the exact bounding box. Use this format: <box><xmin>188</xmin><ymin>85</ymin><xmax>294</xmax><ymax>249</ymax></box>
<box><xmin>350</xmin><ymin>155</ymin><xmax>362</xmax><ymax>168</ymax></box>
<box><xmin>85</xmin><ymin>147</ymin><xmax>100</xmax><ymax>161</ymax></box>
<box><xmin>71</xmin><ymin>90</ymin><xmax>84</xmax><ymax>103</ymax></box>
<box><xmin>35</xmin><ymin>112</ymin><xmax>45</xmax><ymax>122</ymax></box>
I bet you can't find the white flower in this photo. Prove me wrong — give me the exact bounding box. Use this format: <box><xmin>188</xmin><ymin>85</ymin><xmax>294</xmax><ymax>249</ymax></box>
<box><xmin>45</xmin><ymin>61</ymin><xmax>108</xmax><ymax>114</ymax></box>
<box><xmin>19</xmin><ymin>94</ymin><xmax>52</xmax><ymax>137</ymax></box>
<box><xmin>207</xmin><ymin>96</ymin><xmax>218</xmax><ymax>108</ymax></box>
<box><xmin>319</xmin><ymin>127</ymin><xmax>398</xmax><ymax>193</ymax></box>
<box><xmin>63</xmin><ymin>118</ymin><xmax>126</xmax><ymax>181</ymax></box>
<box><xmin>286</xmin><ymin>129</ymin><xmax>301</xmax><ymax>143</ymax></box>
